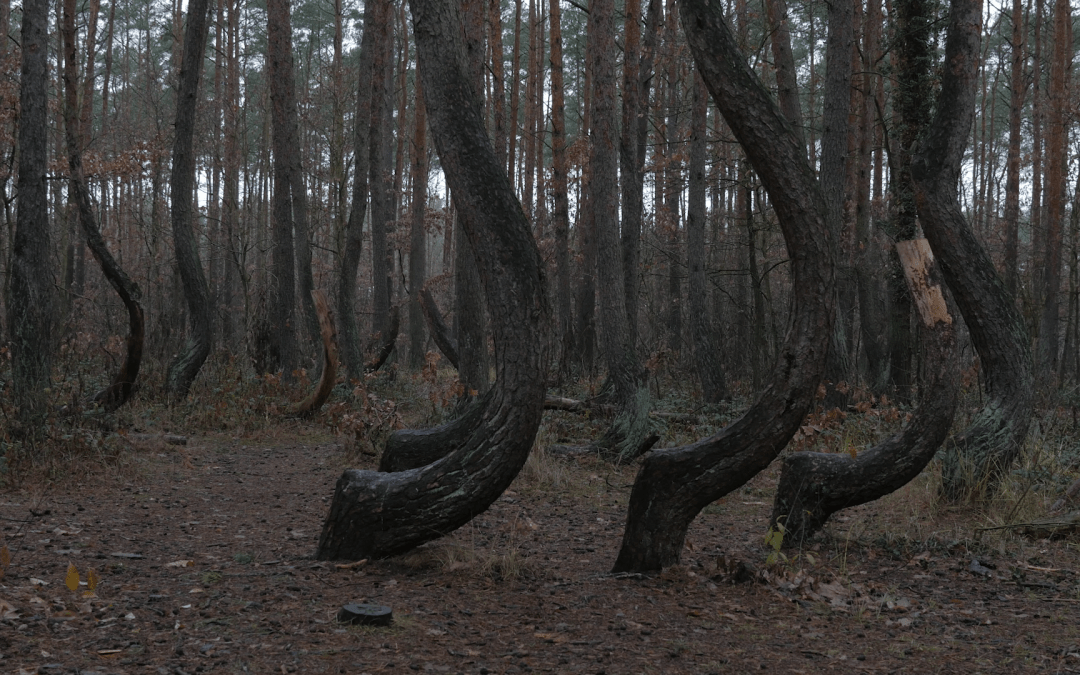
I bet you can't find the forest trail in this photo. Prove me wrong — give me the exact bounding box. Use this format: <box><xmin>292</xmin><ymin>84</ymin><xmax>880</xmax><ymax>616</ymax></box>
<box><xmin>1</xmin><ymin>433</ymin><xmax>1079</xmax><ymax>673</ymax></box>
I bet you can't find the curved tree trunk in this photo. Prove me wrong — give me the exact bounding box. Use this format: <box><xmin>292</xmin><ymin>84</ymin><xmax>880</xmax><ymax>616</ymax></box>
<box><xmin>612</xmin><ymin>0</ymin><xmax>836</xmax><ymax>573</ymax></box>
<box><xmin>770</xmin><ymin>238</ymin><xmax>959</xmax><ymax>546</ymax></box>
<box><xmin>363</xmin><ymin>304</ymin><xmax>400</xmax><ymax>374</ymax></box>
<box><xmin>316</xmin><ymin>0</ymin><xmax>550</xmax><ymax>560</ymax></box>
<box><xmin>908</xmin><ymin>0</ymin><xmax>1034</xmax><ymax>500</ymax></box>
<box><xmin>165</xmin><ymin>0</ymin><xmax>213</xmax><ymax>399</ymax></box>
<box><xmin>290</xmin><ymin>290</ymin><xmax>338</xmax><ymax>417</ymax></box>
<box><xmin>379</xmin><ymin>392</ymin><xmax>490</xmax><ymax>472</ymax></box>
<box><xmin>419</xmin><ymin>286</ymin><xmax>459</xmax><ymax>368</ymax></box>
<box><xmin>337</xmin><ymin>0</ymin><xmax>375</xmax><ymax>384</ymax></box>
<box><xmin>62</xmin><ymin>0</ymin><xmax>143</xmax><ymax>411</ymax></box>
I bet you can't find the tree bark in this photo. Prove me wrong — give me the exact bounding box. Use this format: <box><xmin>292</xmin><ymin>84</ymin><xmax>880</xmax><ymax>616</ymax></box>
<box><xmin>550</xmin><ymin>0</ymin><xmax>573</xmax><ymax>369</ymax></box>
<box><xmin>765</xmin><ymin>0</ymin><xmax>803</xmax><ymax>146</ymax></box>
<box><xmin>62</xmin><ymin>0</ymin><xmax>144</xmax><ymax>411</ymax></box>
<box><xmin>317</xmin><ymin>0</ymin><xmax>550</xmax><ymax>560</ymax></box>
<box><xmin>855</xmin><ymin>0</ymin><xmax>889</xmax><ymax>391</ymax></box>
<box><xmin>886</xmin><ymin>0</ymin><xmax>933</xmax><ymax>400</ymax></box>
<box><xmin>290</xmin><ymin>291</ymin><xmax>339</xmax><ymax>416</ymax></box>
<box><xmin>591</xmin><ymin>0</ymin><xmax>651</xmax><ymax>462</ymax></box>
<box><xmin>820</xmin><ymin>0</ymin><xmax>855</xmax><ymax>403</ymax></box>
<box><xmin>165</xmin><ymin>0</ymin><xmax>213</xmax><ymax>398</ymax></box>
<box><xmin>338</xmin><ymin>0</ymin><xmax>376</xmax><ymax>384</ymax></box>
<box><xmin>612</xmin><ymin>0</ymin><xmax>836</xmax><ymax>572</ymax></box>
<box><xmin>266</xmin><ymin>0</ymin><xmax>300</xmax><ymax>378</ymax></box>
<box><xmin>455</xmin><ymin>0</ymin><xmax>491</xmax><ymax>396</ymax></box>
<box><xmin>771</xmin><ymin>239</ymin><xmax>959</xmax><ymax>545</ymax></box>
<box><xmin>369</xmin><ymin>0</ymin><xmax>396</xmax><ymax>341</ymax></box>
<box><xmin>408</xmin><ymin>81</ymin><xmax>429</xmax><ymax>370</ymax></box>
<box><xmin>687</xmin><ymin>69</ymin><xmax>727</xmax><ymax>403</ymax></box>
<box><xmin>7</xmin><ymin>0</ymin><xmax>53</xmax><ymax>424</ymax></box>
<box><xmin>1036</xmin><ymin>0</ymin><xmax>1070</xmax><ymax>380</ymax></box>
<box><xmin>908</xmin><ymin>0</ymin><xmax>1034</xmax><ymax>500</ymax></box>
<box><xmin>1002</xmin><ymin>0</ymin><xmax>1025</xmax><ymax>297</ymax></box>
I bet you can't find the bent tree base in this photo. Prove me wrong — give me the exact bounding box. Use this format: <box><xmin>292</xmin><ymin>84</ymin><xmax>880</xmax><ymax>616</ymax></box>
<box><xmin>612</xmin><ymin>0</ymin><xmax>835</xmax><ymax>573</ymax></box>
<box><xmin>908</xmin><ymin>0</ymin><xmax>1033</xmax><ymax>502</ymax></box>
<box><xmin>316</xmin><ymin>0</ymin><xmax>550</xmax><ymax>561</ymax></box>
<box><xmin>771</xmin><ymin>239</ymin><xmax>959</xmax><ymax>546</ymax></box>
<box><xmin>378</xmin><ymin>392</ymin><xmax>489</xmax><ymax>472</ymax></box>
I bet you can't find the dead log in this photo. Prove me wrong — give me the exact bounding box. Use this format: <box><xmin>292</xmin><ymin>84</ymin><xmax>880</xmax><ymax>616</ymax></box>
<box><xmin>315</xmin><ymin>0</ymin><xmax>550</xmax><ymax>561</ymax></box>
<box><xmin>419</xmin><ymin>286</ymin><xmax>459</xmax><ymax>368</ymax></box>
<box><xmin>291</xmin><ymin>290</ymin><xmax>339</xmax><ymax>416</ymax></box>
<box><xmin>770</xmin><ymin>238</ymin><xmax>960</xmax><ymax>546</ymax></box>
<box><xmin>61</xmin><ymin>4</ymin><xmax>143</xmax><ymax>412</ymax></box>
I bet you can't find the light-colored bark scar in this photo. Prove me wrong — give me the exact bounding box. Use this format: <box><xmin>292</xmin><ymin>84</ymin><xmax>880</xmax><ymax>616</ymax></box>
<box><xmin>896</xmin><ymin>238</ymin><xmax>953</xmax><ymax>327</ymax></box>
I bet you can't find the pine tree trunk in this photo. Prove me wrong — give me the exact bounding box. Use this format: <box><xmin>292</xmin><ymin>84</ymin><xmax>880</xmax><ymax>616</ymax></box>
<box><xmin>550</xmin><ymin>0</ymin><xmax>574</xmax><ymax>367</ymax></box>
<box><xmin>614</xmin><ymin>0</ymin><xmax>835</xmax><ymax>572</ymax></box>
<box><xmin>1036</xmin><ymin>0</ymin><xmax>1070</xmax><ymax>380</ymax></box>
<box><xmin>687</xmin><ymin>69</ymin><xmax>727</xmax><ymax>402</ymax></box>
<box><xmin>772</xmin><ymin>239</ymin><xmax>958</xmax><ymax>544</ymax></box>
<box><xmin>7</xmin><ymin>0</ymin><xmax>53</xmax><ymax>425</ymax></box>
<box><xmin>1002</xmin><ymin>0</ymin><xmax>1024</xmax><ymax>297</ymax></box>
<box><xmin>338</xmin><ymin>0</ymin><xmax>376</xmax><ymax>384</ymax></box>
<box><xmin>907</xmin><ymin>0</ymin><xmax>1035</xmax><ymax>500</ymax></box>
<box><xmin>165</xmin><ymin>0</ymin><xmax>213</xmax><ymax>397</ymax></box>
<box><xmin>318</xmin><ymin>0</ymin><xmax>550</xmax><ymax>560</ymax></box>
<box><xmin>408</xmin><ymin>83</ymin><xmax>429</xmax><ymax>370</ymax></box>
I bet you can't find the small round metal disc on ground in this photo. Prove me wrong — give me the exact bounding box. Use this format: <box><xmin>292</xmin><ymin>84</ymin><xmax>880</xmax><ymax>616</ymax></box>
<box><xmin>337</xmin><ymin>603</ymin><xmax>393</xmax><ymax>626</ymax></box>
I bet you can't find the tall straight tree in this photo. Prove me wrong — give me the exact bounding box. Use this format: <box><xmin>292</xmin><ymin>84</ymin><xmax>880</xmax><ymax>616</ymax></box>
<box><xmin>592</xmin><ymin>0</ymin><xmax>651</xmax><ymax>460</ymax></box>
<box><xmin>338</xmin><ymin>0</ymin><xmax>377</xmax><ymax>383</ymax></box>
<box><xmin>165</xmin><ymin>0</ymin><xmax>213</xmax><ymax>398</ymax></box>
<box><xmin>369</xmin><ymin>0</ymin><xmax>396</xmax><ymax>341</ymax></box>
<box><xmin>408</xmin><ymin>81</ymin><xmax>429</xmax><ymax>369</ymax></box>
<box><xmin>820</xmin><ymin>0</ymin><xmax>855</xmax><ymax>397</ymax></box>
<box><xmin>7</xmin><ymin>0</ymin><xmax>52</xmax><ymax>424</ymax></box>
<box><xmin>266</xmin><ymin>0</ymin><xmax>301</xmax><ymax>377</ymax></box>
<box><xmin>550</xmin><ymin>0</ymin><xmax>573</xmax><ymax>365</ymax></box>
<box><xmin>687</xmin><ymin>69</ymin><xmax>727</xmax><ymax>402</ymax></box>
<box><xmin>1002</xmin><ymin>0</ymin><xmax>1025</xmax><ymax>296</ymax></box>
<box><xmin>1036</xmin><ymin>0</ymin><xmax>1070</xmax><ymax>378</ymax></box>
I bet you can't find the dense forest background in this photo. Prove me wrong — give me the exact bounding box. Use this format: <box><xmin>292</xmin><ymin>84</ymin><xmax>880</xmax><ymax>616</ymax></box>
<box><xmin>0</xmin><ymin>0</ymin><xmax>1077</xmax><ymax>442</ymax></box>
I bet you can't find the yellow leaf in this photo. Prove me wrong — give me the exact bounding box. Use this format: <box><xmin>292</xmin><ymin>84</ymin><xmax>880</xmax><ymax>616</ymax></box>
<box><xmin>65</xmin><ymin>564</ymin><xmax>80</xmax><ymax>592</ymax></box>
<box><xmin>87</xmin><ymin>569</ymin><xmax>100</xmax><ymax>592</ymax></box>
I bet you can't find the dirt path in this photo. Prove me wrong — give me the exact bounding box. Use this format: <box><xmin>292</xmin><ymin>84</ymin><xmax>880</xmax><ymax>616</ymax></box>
<box><xmin>1</xmin><ymin>434</ymin><xmax>1078</xmax><ymax>673</ymax></box>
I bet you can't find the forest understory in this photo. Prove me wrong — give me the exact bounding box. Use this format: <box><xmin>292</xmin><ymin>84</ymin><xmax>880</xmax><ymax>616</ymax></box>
<box><xmin>2</xmin><ymin>362</ymin><xmax>1080</xmax><ymax>674</ymax></box>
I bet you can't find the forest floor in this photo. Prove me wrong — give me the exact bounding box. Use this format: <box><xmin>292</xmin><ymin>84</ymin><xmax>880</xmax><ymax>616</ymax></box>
<box><xmin>2</xmin><ymin>402</ymin><xmax>1080</xmax><ymax>674</ymax></box>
